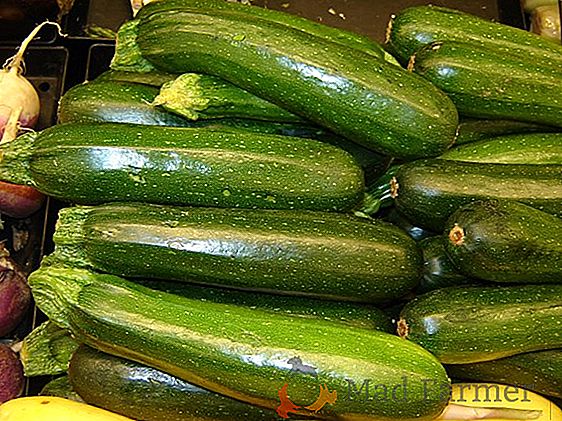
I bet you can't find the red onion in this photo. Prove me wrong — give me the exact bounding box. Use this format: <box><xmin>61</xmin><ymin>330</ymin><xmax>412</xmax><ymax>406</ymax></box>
<box><xmin>0</xmin><ymin>343</ymin><xmax>24</xmax><ymax>404</ymax></box>
<box><xmin>0</xmin><ymin>245</ymin><xmax>31</xmax><ymax>337</ymax></box>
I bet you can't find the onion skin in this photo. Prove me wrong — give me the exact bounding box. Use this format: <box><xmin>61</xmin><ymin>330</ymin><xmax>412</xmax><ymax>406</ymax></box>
<box><xmin>0</xmin><ymin>70</ymin><xmax>40</xmax><ymax>138</ymax></box>
<box><xmin>0</xmin><ymin>344</ymin><xmax>24</xmax><ymax>404</ymax></box>
<box><xmin>0</xmin><ymin>245</ymin><xmax>31</xmax><ymax>337</ymax></box>
<box><xmin>0</xmin><ymin>181</ymin><xmax>44</xmax><ymax>218</ymax></box>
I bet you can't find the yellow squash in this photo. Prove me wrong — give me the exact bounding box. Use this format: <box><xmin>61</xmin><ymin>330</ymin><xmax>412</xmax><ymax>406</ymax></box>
<box><xmin>0</xmin><ymin>397</ymin><xmax>134</xmax><ymax>421</ymax></box>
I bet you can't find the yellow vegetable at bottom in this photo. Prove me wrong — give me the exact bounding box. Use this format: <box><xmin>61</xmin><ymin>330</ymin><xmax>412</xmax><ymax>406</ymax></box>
<box><xmin>0</xmin><ymin>397</ymin><xmax>134</xmax><ymax>421</ymax></box>
<box><xmin>439</xmin><ymin>383</ymin><xmax>562</xmax><ymax>421</ymax></box>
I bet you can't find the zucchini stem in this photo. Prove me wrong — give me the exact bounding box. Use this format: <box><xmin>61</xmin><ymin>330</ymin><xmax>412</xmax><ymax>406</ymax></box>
<box><xmin>440</xmin><ymin>403</ymin><xmax>542</xmax><ymax>420</ymax></box>
<box><xmin>449</xmin><ymin>224</ymin><xmax>465</xmax><ymax>246</ymax></box>
<box><xmin>397</xmin><ymin>318</ymin><xmax>409</xmax><ymax>338</ymax></box>
<box><xmin>390</xmin><ymin>176</ymin><xmax>399</xmax><ymax>199</ymax></box>
<box><xmin>385</xmin><ymin>16</ymin><xmax>394</xmax><ymax>45</ymax></box>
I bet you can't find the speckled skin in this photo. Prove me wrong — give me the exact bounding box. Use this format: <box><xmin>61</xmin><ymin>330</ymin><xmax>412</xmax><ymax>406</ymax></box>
<box><xmin>454</xmin><ymin>119</ymin><xmax>556</xmax><ymax>146</ymax></box>
<box><xmin>70</xmin><ymin>345</ymin><xmax>276</xmax><ymax>421</ymax></box>
<box><xmin>0</xmin><ymin>345</ymin><xmax>23</xmax><ymax>404</ymax></box>
<box><xmin>387</xmin><ymin>5</ymin><xmax>562</xmax><ymax>67</ymax></box>
<box><xmin>442</xmin><ymin>133</ymin><xmax>562</xmax><ymax>164</ymax></box>
<box><xmin>0</xmin><ymin>122</ymin><xmax>364</xmax><ymax>212</ymax></box>
<box><xmin>400</xmin><ymin>284</ymin><xmax>562</xmax><ymax>364</ymax></box>
<box><xmin>30</xmin><ymin>266</ymin><xmax>450</xmax><ymax>420</ymax></box>
<box><xmin>135</xmin><ymin>8</ymin><xmax>458</xmax><ymax>159</ymax></box>
<box><xmin>445</xmin><ymin>200</ymin><xmax>562</xmax><ymax>284</ymax></box>
<box><xmin>393</xmin><ymin>159</ymin><xmax>562</xmax><ymax>232</ymax></box>
<box><xmin>412</xmin><ymin>41</ymin><xmax>562</xmax><ymax>128</ymax></box>
<box><xmin>447</xmin><ymin>349</ymin><xmax>562</xmax><ymax>399</ymax></box>
<box><xmin>50</xmin><ymin>203</ymin><xmax>422</xmax><ymax>303</ymax></box>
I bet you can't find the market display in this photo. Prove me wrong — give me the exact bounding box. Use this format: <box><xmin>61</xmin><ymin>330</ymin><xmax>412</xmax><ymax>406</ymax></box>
<box><xmin>0</xmin><ymin>0</ymin><xmax>561</xmax><ymax>420</ymax></box>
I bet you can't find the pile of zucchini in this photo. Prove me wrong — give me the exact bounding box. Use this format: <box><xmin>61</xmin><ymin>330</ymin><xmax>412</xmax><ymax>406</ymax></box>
<box><xmin>2</xmin><ymin>1</ymin><xmax>562</xmax><ymax>420</ymax></box>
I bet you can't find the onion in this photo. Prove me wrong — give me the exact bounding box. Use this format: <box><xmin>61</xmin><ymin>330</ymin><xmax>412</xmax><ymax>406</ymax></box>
<box><xmin>0</xmin><ymin>21</ymin><xmax>62</xmax><ymax>138</ymax></box>
<box><xmin>0</xmin><ymin>244</ymin><xmax>31</xmax><ymax>337</ymax></box>
<box><xmin>0</xmin><ymin>344</ymin><xmax>24</xmax><ymax>404</ymax></box>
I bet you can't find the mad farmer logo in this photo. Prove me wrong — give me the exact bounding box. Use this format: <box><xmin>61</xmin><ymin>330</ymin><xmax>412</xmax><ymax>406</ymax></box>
<box><xmin>276</xmin><ymin>356</ymin><xmax>337</xmax><ymax>419</ymax></box>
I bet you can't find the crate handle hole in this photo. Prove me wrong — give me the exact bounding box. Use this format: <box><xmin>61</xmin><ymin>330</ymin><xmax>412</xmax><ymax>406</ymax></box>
<box><xmin>38</xmin><ymin>82</ymin><xmax>51</xmax><ymax>92</ymax></box>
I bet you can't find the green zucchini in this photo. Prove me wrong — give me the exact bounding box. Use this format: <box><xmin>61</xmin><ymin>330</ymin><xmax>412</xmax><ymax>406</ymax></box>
<box><xmin>154</xmin><ymin>73</ymin><xmax>302</xmax><ymax>122</ymax></box>
<box><xmin>58</xmin><ymin>80</ymin><xmax>389</xmax><ymax>180</ymax></box>
<box><xmin>386</xmin><ymin>5</ymin><xmax>562</xmax><ymax>67</ymax></box>
<box><xmin>445</xmin><ymin>200</ymin><xmax>562</xmax><ymax>284</ymax></box>
<box><xmin>95</xmin><ymin>70</ymin><xmax>176</xmax><ymax>87</ymax></box>
<box><xmin>69</xmin><ymin>345</ymin><xmax>276</xmax><ymax>421</ymax></box>
<box><xmin>30</xmin><ymin>265</ymin><xmax>450</xmax><ymax>420</ymax></box>
<box><xmin>355</xmin><ymin>165</ymin><xmax>400</xmax><ymax>217</ymax></box>
<box><xmin>48</xmin><ymin>203</ymin><xmax>422</xmax><ymax>303</ymax></box>
<box><xmin>20</xmin><ymin>320</ymin><xmax>79</xmax><ymax>377</ymax></box>
<box><xmin>58</xmin><ymin>80</ymin><xmax>190</xmax><ymax>127</ymax></box>
<box><xmin>417</xmin><ymin>236</ymin><xmax>479</xmax><ymax>294</ymax></box>
<box><xmin>39</xmin><ymin>376</ymin><xmax>85</xmax><ymax>402</ymax></box>
<box><xmin>443</xmin><ymin>133</ymin><xmax>562</xmax><ymax>164</ymax></box>
<box><xmin>398</xmin><ymin>284</ymin><xmax>562</xmax><ymax>364</ymax></box>
<box><xmin>0</xmin><ymin>123</ymin><xmax>364</xmax><ymax>212</ymax></box>
<box><xmin>136</xmin><ymin>8</ymin><xmax>458</xmax><ymax>159</ymax></box>
<box><xmin>140</xmin><ymin>280</ymin><xmax>394</xmax><ymax>332</ymax></box>
<box><xmin>410</xmin><ymin>41</ymin><xmax>562</xmax><ymax>128</ymax></box>
<box><xmin>454</xmin><ymin>119</ymin><xmax>556</xmax><ymax>146</ymax></box>
<box><xmin>111</xmin><ymin>20</ymin><xmax>157</xmax><ymax>73</ymax></box>
<box><xmin>382</xmin><ymin>209</ymin><xmax>436</xmax><ymax>242</ymax></box>
<box><xmin>447</xmin><ymin>349</ymin><xmax>562</xmax><ymax>399</ymax></box>
<box><xmin>137</xmin><ymin>0</ymin><xmax>387</xmax><ymax>60</ymax></box>
<box><xmin>392</xmin><ymin>158</ymin><xmax>562</xmax><ymax>231</ymax></box>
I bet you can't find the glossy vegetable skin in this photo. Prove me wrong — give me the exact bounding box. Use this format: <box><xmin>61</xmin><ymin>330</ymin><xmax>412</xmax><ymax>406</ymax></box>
<box><xmin>399</xmin><ymin>285</ymin><xmax>562</xmax><ymax>364</ymax></box>
<box><xmin>49</xmin><ymin>203</ymin><xmax>422</xmax><ymax>303</ymax></box>
<box><xmin>386</xmin><ymin>5</ymin><xmax>562</xmax><ymax>67</ymax></box>
<box><xmin>0</xmin><ymin>345</ymin><xmax>24</xmax><ymax>404</ymax></box>
<box><xmin>0</xmin><ymin>123</ymin><xmax>364</xmax><ymax>212</ymax></box>
<box><xmin>454</xmin><ymin>119</ymin><xmax>556</xmax><ymax>146</ymax></box>
<box><xmin>445</xmin><ymin>200</ymin><xmax>562</xmax><ymax>284</ymax></box>
<box><xmin>30</xmin><ymin>266</ymin><xmax>450</xmax><ymax>420</ymax></box>
<box><xmin>69</xmin><ymin>345</ymin><xmax>275</xmax><ymax>421</ymax></box>
<box><xmin>447</xmin><ymin>349</ymin><xmax>562</xmax><ymax>399</ymax></box>
<box><xmin>136</xmin><ymin>8</ymin><xmax>458</xmax><ymax>159</ymax></box>
<box><xmin>411</xmin><ymin>41</ymin><xmax>562</xmax><ymax>128</ymax></box>
<box><xmin>0</xmin><ymin>245</ymin><xmax>31</xmax><ymax>336</ymax></box>
<box><xmin>392</xmin><ymin>159</ymin><xmax>562</xmax><ymax>231</ymax></box>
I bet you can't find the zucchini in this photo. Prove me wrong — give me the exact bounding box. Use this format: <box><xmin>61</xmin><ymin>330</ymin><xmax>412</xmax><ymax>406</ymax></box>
<box><xmin>447</xmin><ymin>349</ymin><xmax>562</xmax><ymax>399</ymax></box>
<box><xmin>392</xmin><ymin>159</ymin><xmax>562</xmax><ymax>231</ymax></box>
<box><xmin>58</xmin><ymin>80</ymin><xmax>389</xmax><ymax>180</ymax></box>
<box><xmin>445</xmin><ymin>199</ymin><xmax>562</xmax><ymax>284</ymax></box>
<box><xmin>410</xmin><ymin>41</ymin><xmax>562</xmax><ymax>128</ymax></box>
<box><xmin>137</xmin><ymin>0</ymin><xmax>387</xmax><ymax>60</ymax></box>
<box><xmin>417</xmin><ymin>236</ymin><xmax>479</xmax><ymax>294</ymax></box>
<box><xmin>95</xmin><ymin>70</ymin><xmax>176</xmax><ymax>87</ymax></box>
<box><xmin>398</xmin><ymin>284</ymin><xmax>562</xmax><ymax>364</ymax></box>
<box><xmin>0</xmin><ymin>123</ymin><xmax>364</xmax><ymax>212</ymax></box>
<box><xmin>29</xmin><ymin>265</ymin><xmax>450</xmax><ymax>420</ymax></box>
<box><xmin>135</xmin><ymin>8</ymin><xmax>458</xmax><ymax>159</ymax></box>
<box><xmin>382</xmin><ymin>209</ymin><xmax>435</xmax><ymax>242</ymax></box>
<box><xmin>442</xmin><ymin>133</ymin><xmax>562</xmax><ymax>164</ymax></box>
<box><xmin>154</xmin><ymin>73</ymin><xmax>302</xmax><ymax>122</ymax></box>
<box><xmin>48</xmin><ymin>203</ymin><xmax>422</xmax><ymax>303</ymax></box>
<box><xmin>140</xmin><ymin>280</ymin><xmax>394</xmax><ymax>332</ymax></box>
<box><xmin>58</xmin><ymin>81</ymin><xmax>189</xmax><ymax>127</ymax></box>
<box><xmin>386</xmin><ymin>5</ymin><xmax>562</xmax><ymax>67</ymax></box>
<box><xmin>40</xmin><ymin>376</ymin><xmax>85</xmax><ymax>402</ymax></box>
<box><xmin>20</xmin><ymin>321</ymin><xmax>79</xmax><ymax>377</ymax></box>
<box><xmin>454</xmin><ymin>119</ymin><xmax>556</xmax><ymax>146</ymax></box>
<box><xmin>69</xmin><ymin>345</ymin><xmax>275</xmax><ymax>421</ymax></box>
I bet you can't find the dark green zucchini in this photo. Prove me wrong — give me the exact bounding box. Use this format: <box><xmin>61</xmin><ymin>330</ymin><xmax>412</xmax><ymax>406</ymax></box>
<box><xmin>48</xmin><ymin>203</ymin><xmax>422</xmax><ymax>303</ymax></box>
<box><xmin>447</xmin><ymin>349</ymin><xmax>562</xmax><ymax>399</ymax></box>
<box><xmin>392</xmin><ymin>158</ymin><xmax>562</xmax><ymax>231</ymax></box>
<box><xmin>417</xmin><ymin>236</ymin><xmax>479</xmax><ymax>294</ymax></box>
<box><xmin>386</xmin><ymin>5</ymin><xmax>562</xmax><ymax>67</ymax></box>
<box><xmin>30</xmin><ymin>266</ymin><xmax>450</xmax><ymax>420</ymax></box>
<box><xmin>111</xmin><ymin>20</ymin><xmax>157</xmax><ymax>73</ymax></box>
<box><xmin>39</xmin><ymin>376</ymin><xmax>84</xmax><ymax>402</ymax></box>
<box><xmin>58</xmin><ymin>80</ymin><xmax>389</xmax><ymax>180</ymax></box>
<box><xmin>454</xmin><ymin>119</ymin><xmax>556</xmax><ymax>146</ymax></box>
<box><xmin>137</xmin><ymin>0</ymin><xmax>387</xmax><ymax>60</ymax></box>
<box><xmin>410</xmin><ymin>41</ymin><xmax>562</xmax><ymax>128</ymax></box>
<box><xmin>140</xmin><ymin>280</ymin><xmax>394</xmax><ymax>332</ymax></box>
<box><xmin>398</xmin><ymin>284</ymin><xmax>562</xmax><ymax>364</ymax></box>
<box><xmin>20</xmin><ymin>321</ymin><xmax>79</xmax><ymax>377</ymax></box>
<box><xmin>136</xmin><ymin>8</ymin><xmax>458</xmax><ymax>159</ymax></box>
<box><xmin>355</xmin><ymin>165</ymin><xmax>400</xmax><ymax>217</ymax></box>
<box><xmin>154</xmin><ymin>73</ymin><xmax>302</xmax><ymax>122</ymax></box>
<box><xmin>443</xmin><ymin>133</ymin><xmax>562</xmax><ymax>164</ymax></box>
<box><xmin>382</xmin><ymin>209</ymin><xmax>436</xmax><ymax>242</ymax></box>
<box><xmin>445</xmin><ymin>200</ymin><xmax>562</xmax><ymax>284</ymax></box>
<box><xmin>95</xmin><ymin>70</ymin><xmax>176</xmax><ymax>87</ymax></box>
<box><xmin>69</xmin><ymin>345</ymin><xmax>275</xmax><ymax>421</ymax></box>
<box><xmin>58</xmin><ymin>80</ymin><xmax>189</xmax><ymax>126</ymax></box>
<box><xmin>0</xmin><ymin>123</ymin><xmax>364</xmax><ymax>212</ymax></box>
